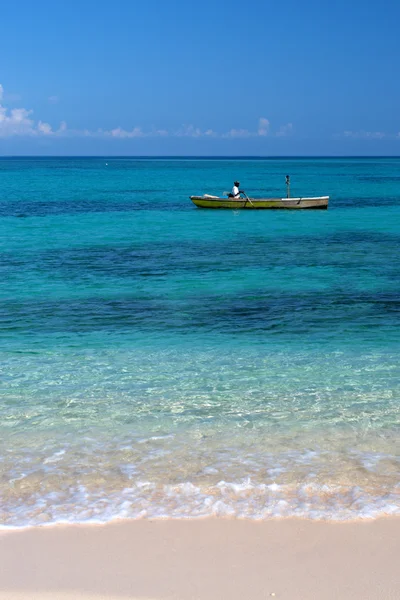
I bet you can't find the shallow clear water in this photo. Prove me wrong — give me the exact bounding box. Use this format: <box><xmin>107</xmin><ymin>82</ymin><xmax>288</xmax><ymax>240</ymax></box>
<box><xmin>0</xmin><ymin>157</ymin><xmax>399</xmax><ymax>526</ymax></box>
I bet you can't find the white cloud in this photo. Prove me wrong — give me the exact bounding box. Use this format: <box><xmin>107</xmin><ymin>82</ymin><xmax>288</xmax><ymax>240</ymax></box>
<box><xmin>224</xmin><ymin>118</ymin><xmax>272</xmax><ymax>138</ymax></box>
<box><xmin>342</xmin><ymin>130</ymin><xmax>386</xmax><ymax>139</ymax></box>
<box><xmin>0</xmin><ymin>105</ymin><xmax>35</xmax><ymax>137</ymax></box>
<box><xmin>224</xmin><ymin>128</ymin><xmax>252</xmax><ymax>138</ymax></box>
<box><xmin>154</xmin><ymin>128</ymin><xmax>169</xmax><ymax>137</ymax></box>
<box><xmin>258</xmin><ymin>117</ymin><xmax>270</xmax><ymax>136</ymax></box>
<box><xmin>102</xmin><ymin>124</ymin><xmax>247</xmax><ymax>139</ymax></box>
<box><xmin>174</xmin><ymin>124</ymin><xmax>204</xmax><ymax>137</ymax></box>
<box><xmin>75</xmin><ymin>118</ymin><xmax>292</xmax><ymax>140</ymax></box>
<box><xmin>0</xmin><ymin>85</ymin><xmax>296</xmax><ymax>142</ymax></box>
<box><xmin>332</xmin><ymin>129</ymin><xmax>400</xmax><ymax>140</ymax></box>
<box><xmin>37</xmin><ymin>121</ymin><xmax>53</xmax><ymax>135</ymax></box>
<box><xmin>334</xmin><ymin>131</ymin><xmax>393</xmax><ymax>140</ymax></box>
<box><xmin>168</xmin><ymin>125</ymin><xmax>216</xmax><ymax>138</ymax></box>
<box><xmin>0</xmin><ymin>83</ymin><xmax>66</xmax><ymax>137</ymax></box>
<box><xmin>88</xmin><ymin>124</ymin><xmax>210</xmax><ymax>139</ymax></box>
<box><xmin>109</xmin><ymin>126</ymin><xmax>145</xmax><ymax>138</ymax></box>
<box><xmin>276</xmin><ymin>123</ymin><xmax>293</xmax><ymax>137</ymax></box>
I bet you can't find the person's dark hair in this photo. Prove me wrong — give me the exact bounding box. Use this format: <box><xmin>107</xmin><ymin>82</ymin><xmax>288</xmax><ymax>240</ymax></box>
<box><xmin>234</xmin><ymin>181</ymin><xmax>240</xmax><ymax>186</ymax></box>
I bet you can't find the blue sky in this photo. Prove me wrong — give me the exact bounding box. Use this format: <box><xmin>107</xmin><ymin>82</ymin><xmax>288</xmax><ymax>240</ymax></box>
<box><xmin>1</xmin><ymin>0</ymin><xmax>399</xmax><ymax>155</ymax></box>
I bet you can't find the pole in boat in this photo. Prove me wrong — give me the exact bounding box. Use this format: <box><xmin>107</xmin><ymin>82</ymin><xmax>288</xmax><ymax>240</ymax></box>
<box><xmin>286</xmin><ymin>175</ymin><xmax>290</xmax><ymax>198</ymax></box>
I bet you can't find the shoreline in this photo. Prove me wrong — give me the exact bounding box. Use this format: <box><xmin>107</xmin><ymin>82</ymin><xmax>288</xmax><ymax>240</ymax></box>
<box><xmin>1</xmin><ymin>510</ymin><xmax>399</xmax><ymax>532</ymax></box>
<box><xmin>1</xmin><ymin>517</ymin><xmax>399</xmax><ymax>600</ymax></box>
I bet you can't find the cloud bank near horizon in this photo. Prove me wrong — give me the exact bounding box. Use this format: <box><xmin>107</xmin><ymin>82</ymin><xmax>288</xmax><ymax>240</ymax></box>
<box><xmin>0</xmin><ymin>84</ymin><xmax>293</xmax><ymax>141</ymax></box>
<box><xmin>3</xmin><ymin>84</ymin><xmax>400</xmax><ymax>145</ymax></box>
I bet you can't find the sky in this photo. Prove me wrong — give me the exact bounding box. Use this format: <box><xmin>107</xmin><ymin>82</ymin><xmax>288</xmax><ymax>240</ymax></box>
<box><xmin>1</xmin><ymin>0</ymin><xmax>400</xmax><ymax>155</ymax></box>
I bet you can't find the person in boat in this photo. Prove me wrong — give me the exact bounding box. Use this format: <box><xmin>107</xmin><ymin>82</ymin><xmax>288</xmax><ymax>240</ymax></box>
<box><xmin>228</xmin><ymin>181</ymin><xmax>243</xmax><ymax>198</ymax></box>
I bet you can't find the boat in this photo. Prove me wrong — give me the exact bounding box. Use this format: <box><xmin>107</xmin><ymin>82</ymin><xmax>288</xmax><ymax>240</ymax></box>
<box><xmin>190</xmin><ymin>195</ymin><xmax>329</xmax><ymax>209</ymax></box>
<box><xmin>190</xmin><ymin>176</ymin><xmax>329</xmax><ymax>209</ymax></box>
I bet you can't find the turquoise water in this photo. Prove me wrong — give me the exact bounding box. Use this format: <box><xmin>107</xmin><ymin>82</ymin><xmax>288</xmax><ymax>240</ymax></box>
<box><xmin>0</xmin><ymin>157</ymin><xmax>399</xmax><ymax>526</ymax></box>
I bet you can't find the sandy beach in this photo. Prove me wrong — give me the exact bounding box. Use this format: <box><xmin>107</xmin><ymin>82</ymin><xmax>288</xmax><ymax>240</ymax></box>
<box><xmin>0</xmin><ymin>517</ymin><xmax>399</xmax><ymax>600</ymax></box>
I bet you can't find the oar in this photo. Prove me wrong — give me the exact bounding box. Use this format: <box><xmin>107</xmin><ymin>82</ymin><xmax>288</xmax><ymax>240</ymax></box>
<box><xmin>242</xmin><ymin>192</ymin><xmax>255</xmax><ymax>207</ymax></box>
<box><xmin>223</xmin><ymin>190</ymin><xmax>255</xmax><ymax>207</ymax></box>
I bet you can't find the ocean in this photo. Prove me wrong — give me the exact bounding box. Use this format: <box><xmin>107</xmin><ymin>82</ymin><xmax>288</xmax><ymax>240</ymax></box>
<box><xmin>0</xmin><ymin>156</ymin><xmax>399</xmax><ymax>526</ymax></box>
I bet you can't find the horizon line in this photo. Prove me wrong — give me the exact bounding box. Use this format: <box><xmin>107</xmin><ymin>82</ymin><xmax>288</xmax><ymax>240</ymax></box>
<box><xmin>2</xmin><ymin>154</ymin><xmax>400</xmax><ymax>159</ymax></box>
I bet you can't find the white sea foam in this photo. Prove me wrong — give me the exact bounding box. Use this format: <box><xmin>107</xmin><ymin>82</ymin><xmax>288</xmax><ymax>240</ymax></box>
<box><xmin>0</xmin><ymin>477</ymin><xmax>399</xmax><ymax>529</ymax></box>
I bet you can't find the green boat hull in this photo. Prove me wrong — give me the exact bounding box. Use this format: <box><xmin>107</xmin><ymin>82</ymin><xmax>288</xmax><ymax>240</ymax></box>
<box><xmin>190</xmin><ymin>196</ymin><xmax>329</xmax><ymax>209</ymax></box>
